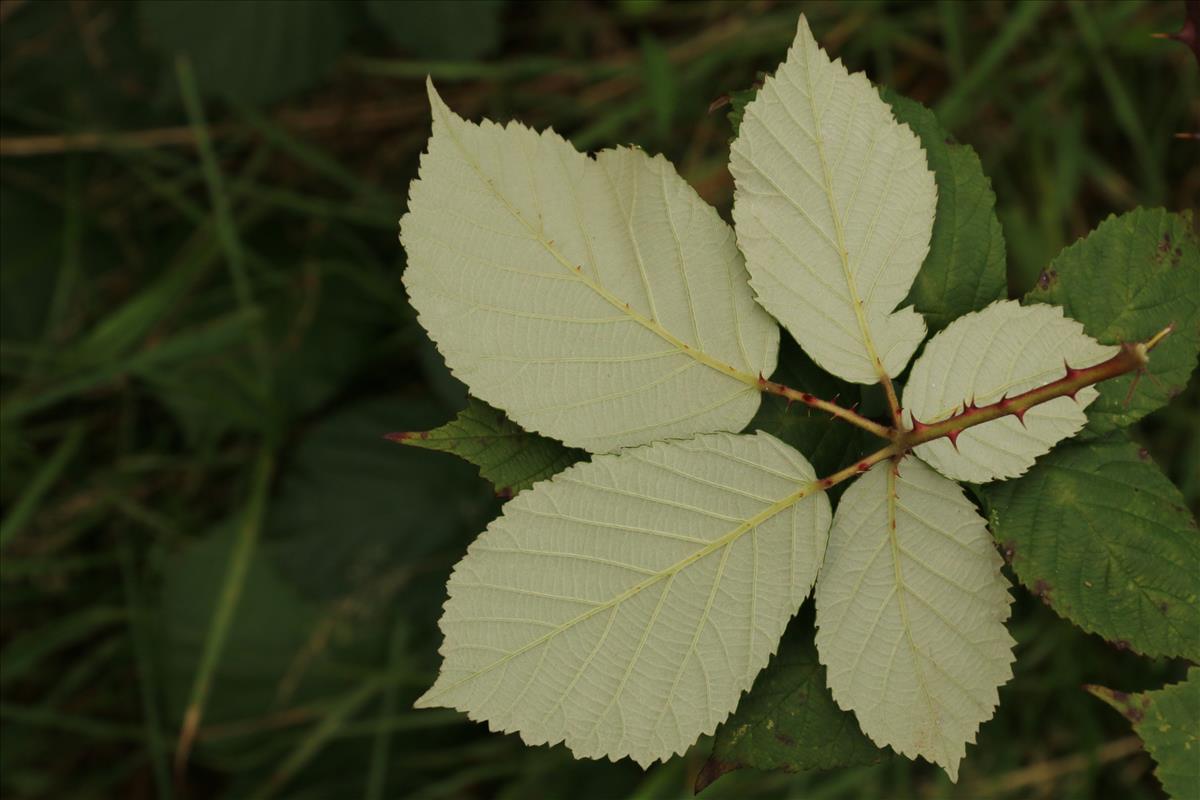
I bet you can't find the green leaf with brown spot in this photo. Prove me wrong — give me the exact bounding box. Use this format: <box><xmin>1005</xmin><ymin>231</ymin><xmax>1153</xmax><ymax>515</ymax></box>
<box><xmin>983</xmin><ymin>434</ymin><xmax>1200</xmax><ymax>660</ymax></box>
<box><xmin>1025</xmin><ymin>208</ymin><xmax>1200</xmax><ymax>435</ymax></box>
<box><xmin>1087</xmin><ymin>668</ymin><xmax>1200</xmax><ymax>800</ymax></box>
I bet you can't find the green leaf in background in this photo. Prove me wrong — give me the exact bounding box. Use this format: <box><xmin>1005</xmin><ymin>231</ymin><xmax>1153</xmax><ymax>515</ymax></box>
<box><xmin>983</xmin><ymin>434</ymin><xmax>1200</xmax><ymax>660</ymax></box>
<box><xmin>722</xmin><ymin>75</ymin><xmax>764</xmax><ymax>139</ymax></box>
<box><xmin>268</xmin><ymin>396</ymin><xmax>494</xmax><ymax>606</ymax></box>
<box><xmin>387</xmin><ymin>396</ymin><xmax>582</xmax><ymax>497</ymax></box>
<box><xmin>639</xmin><ymin>33</ymin><xmax>677</xmax><ymax>142</ymax></box>
<box><xmin>698</xmin><ymin>609</ymin><xmax>880</xmax><ymax>792</ymax></box>
<box><xmin>884</xmin><ymin>90</ymin><xmax>1008</xmax><ymax>332</ymax></box>
<box><xmin>140</xmin><ymin>0</ymin><xmax>351</xmax><ymax>105</ymax></box>
<box><xmin>1024</xmin><ymin>209</ymin><xmax>1200</xmax><ymax>436</ymax></box>
<box><xmin>1086</xmin><ymin>669</ymin><xmax>1200</xmax><ymax>800</ymax></box>
<box><xmin>367</xmin><ymin>0</ymin><xmax>504</xmax><ymax>60</ymax></box>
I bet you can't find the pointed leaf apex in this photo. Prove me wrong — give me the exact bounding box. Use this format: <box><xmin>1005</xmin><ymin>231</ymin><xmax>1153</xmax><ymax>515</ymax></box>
<box><xmin>426</xmin><ymin>77</ymin><xmax>453</xmax><ymax>121</ymax></box>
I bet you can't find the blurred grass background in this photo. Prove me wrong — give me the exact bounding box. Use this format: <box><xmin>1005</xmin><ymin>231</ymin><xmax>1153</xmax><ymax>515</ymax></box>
<box><xmin>0</xmin><ymin>1</ymin><xmax>1197</xmax><ymax>798</ymax></box>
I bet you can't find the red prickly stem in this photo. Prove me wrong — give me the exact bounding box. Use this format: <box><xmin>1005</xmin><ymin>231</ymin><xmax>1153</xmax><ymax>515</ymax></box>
<box><xmin>855</xmin><ymin>460</ymin><xmax>871</xmax><ymax>472</ymax></box>
<box><xmin>946</xmin><ymin>428</ymin><xmax>961</xmax><ymax>450</ymax></box>
<box><xmin>964</xmin><ymin>396</ymin><xmax>978</xmax><ymax>412</ymax></box>
<box><xmin>1013</xmin><ymin>407</ymin><xmax>1028</xmax><ymax>428</ymax></box>
<box><xmin>800</xmin><ymin>392</ymin><xmax>814</xmax><ymax>403</ymax></box>
<box><xmin>1063</xmin><ymin>359</ymin><xmax>1086</xmax><ymax>380</ymax></box>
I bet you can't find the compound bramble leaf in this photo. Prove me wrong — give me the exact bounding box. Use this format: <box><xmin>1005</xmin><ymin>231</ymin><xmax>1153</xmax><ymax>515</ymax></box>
<box><xmin>815</xmin><ymin>457</ymin><xmax>1015</xmax><ymax>781</ymax></box>
<box><xmin>730</xmin><ymin>15</ymin><xmax>936</xmax><ymax>385</ymax></box>
<box><xmin>903</xmin><ymin>300</ymin><xmax>1118</xmax><ymax>483</ymax></box>
<box><xmin>401</xmin><ymin>83</ymin><xmax>779</xmax><ymax>453</ymax></box>
<box><xmin>416</xmin><ymin>431</ymin><xmax>830</xmax><ymax>766</ymax></box>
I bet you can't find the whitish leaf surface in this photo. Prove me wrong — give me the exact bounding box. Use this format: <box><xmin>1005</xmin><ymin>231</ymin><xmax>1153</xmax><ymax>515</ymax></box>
<box><xmin>730</xmin><ymin>15</ymin><xmax>936</xmax><ymax>385</ymax></box>
<box><xmin>390</xmin><ymin>397</ymin><xmax>582</xmax><ymax>496</ymax></box>
<box><xmin>984</xmin><ymin>435</ymin><xmax>1200</xmax><ymax>660</ymax></box>
<box><xmin>815</xmin><ymin>457</ymin><xmax>1015</xmax><ymax>781</ymax></box>
<box><xmin>1088</xmin><ymin>670</ymin><xmax>1200</xmax><ymax>800</ymax></box>
<box><xmin>903</xmin><ymin>300</ymin><xmax>1118</xmax><ymax>484</ymax></box>
<box><xmin>401</xmin><ymin>83</ymin><xmax>779</xmax><ymax>453</ymax></box>
<box><xmin>416</xmin><ymin>431</ymin><xmax>831</xmax><ymax>766</ymax></box>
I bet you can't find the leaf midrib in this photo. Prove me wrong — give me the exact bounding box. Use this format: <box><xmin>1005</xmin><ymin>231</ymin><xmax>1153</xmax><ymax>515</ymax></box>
<box><xmin>432</xmin><ymin>100</ymin><xmax>761</xmax><ymax>391</ymax></box>
<box><xmin>798</xmin><ymin>38</ymin><xmax>892</xmax><ymax>386</ymax></box>
<box><xmin>421</xmin><ymin>479</ymin><xmax>816</xmax><ymax>701</ymax></box>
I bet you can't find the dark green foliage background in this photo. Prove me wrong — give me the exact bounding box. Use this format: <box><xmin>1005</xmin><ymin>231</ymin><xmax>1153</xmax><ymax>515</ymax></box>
<box><xmin>0</xmin><ymin>2</ymin><xmax>1196</xmax><ymax>798</ymax></box>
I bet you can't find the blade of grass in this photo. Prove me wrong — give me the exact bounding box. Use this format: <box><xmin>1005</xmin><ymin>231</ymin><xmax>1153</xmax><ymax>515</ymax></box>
<box><xmin>935</xmin><ymin>0</ymin><xmax>1048</xmax><ymax>129</ymax></box>
<box><xmin>175</xmin><ymin>56</ymin><xmax>252</xmax><ymax>313</ymax></box>
<box><xmin>365</xmin><ymin>622</ymin><xmax>407</xmax><ymax>800</ymax></box>
<box><xmin>0</xmin><ymin>308</ymin><xmax>263</xmax><ymax>422</ymax></box>
<box><xmin>120</xmin><ymin>537</ymin><xmax>173</xmax><ymax>800</ymax></box>
<box><xmin>42</xmin><ymin>635</ymin><xmax>124</xmax><ymax>705</ymax></box>
<box><xmin>1067</xmin><ymin>1</ymin><xmax>1165</xmax><ymax>201</ymax></box>
<box><xmin>938</xmin><ymin>0</ymin><xmax>966</xmax><ymax>79</ymax></box>
<box><xmin>175</xmin><ymin>54</ymin><xmax>276</xmax><ymax>440</ymax></box>
<box><xmin>0</xmin><ymin>606</ymin><xmax>126</xmax><ymax>686</ymax></box>
<box><xmin>21</xmin><ymin>156</ymin><xmax>84</xmax><ymax>386</ymax></box>
<box><xmin>173</xmin><ymin>447</ymin><xmax>275</xmax><ymax>776</ymax></box>
<box><xmin>349</xmin><ymin>55</ymin><xmax>617</xmax><ymax>82</ymax></box>
<box><xmin>0</xmin><ymin>553</ymin><xmax>121</xmax><ymax>580</ymax></box>
<box><xmin>0</xmin><ymin>422</ymin><xmax>85</xmax><ymax>548</ymax></box>
<box><xmin>249</xmin><ymin>677</ymin><xmax>386</xmax><ymax>800</ymax></box>
<box><xmin>0</xmin><ymin>702</ymin><xmax>147</xmax><ymax>741</ymax></box>
<box><xmin>227</xmin><ymin>98</ymin><xmax>391</xmax><ymax>206</ymax></box>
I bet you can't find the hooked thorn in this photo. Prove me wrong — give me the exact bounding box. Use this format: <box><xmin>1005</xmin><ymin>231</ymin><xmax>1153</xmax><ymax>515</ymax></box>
<box><xmin>946</xmin><ymin>428</ymin><xmax>961</xmax><ymax>450</ymax></box>
<box><xmin>1063</xmin><ymin>359</ymin><xmax>1085</xmax><ymax>380</ymax></box>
